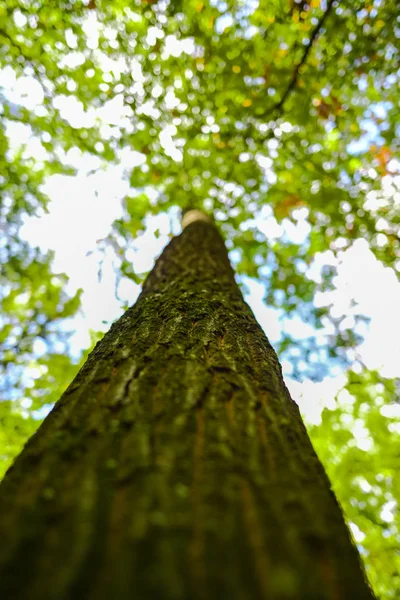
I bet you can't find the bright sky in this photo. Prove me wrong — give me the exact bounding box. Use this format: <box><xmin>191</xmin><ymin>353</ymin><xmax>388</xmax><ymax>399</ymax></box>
<box><xmin>2</xmin><ymin>29</ymin><xmax>400</xmax><ymax>431</ymax></box>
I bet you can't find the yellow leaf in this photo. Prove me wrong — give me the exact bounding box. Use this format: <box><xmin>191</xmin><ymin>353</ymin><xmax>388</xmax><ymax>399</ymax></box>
<box><xmin>232</xmin><ymin>65</ymin><xmax>241</xmax><ymax>74</ymax></box>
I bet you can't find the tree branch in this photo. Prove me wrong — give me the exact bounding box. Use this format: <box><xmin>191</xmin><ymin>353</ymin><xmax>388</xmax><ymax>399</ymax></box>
<box><xmin>274</xmin><ymin>0</ymin><xmax>336</xmax><ymax>113</ymax></box>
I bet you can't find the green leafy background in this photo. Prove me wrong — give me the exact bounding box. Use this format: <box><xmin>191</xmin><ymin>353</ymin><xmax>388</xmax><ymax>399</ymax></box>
<box><xmin>0</xmin><ymin>1</ymin><xmax>399</xmax><ymax>597</ymax></box>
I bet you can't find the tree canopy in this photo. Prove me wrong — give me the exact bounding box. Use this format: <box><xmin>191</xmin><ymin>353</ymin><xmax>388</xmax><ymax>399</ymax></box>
<box><xmin>0</xmin><ymin>1</ymin><xmax>399</xmax><ymax>598</ymax></box>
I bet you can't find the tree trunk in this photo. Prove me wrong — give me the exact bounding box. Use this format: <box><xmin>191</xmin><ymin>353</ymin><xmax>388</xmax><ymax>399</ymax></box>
<box><xmin>0</xmin><ymin>214</ymin><xmax>374</xmax><ymax>600</ymax></box>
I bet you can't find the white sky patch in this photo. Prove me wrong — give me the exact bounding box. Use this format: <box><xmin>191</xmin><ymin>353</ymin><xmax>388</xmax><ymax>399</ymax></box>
<box><xmin>98</xmin><ymin>94</ymin><xmax>127</xmax><ymax>125</ymax></box>
<box><xmin>65</xmin><ymin>29</ymin><xmax>78</xmax><ymax>50</ymax></box>
<box><xmin>351</xmin><ymin>419</ymin><xmax>373</xmax><ymax>452</ymax></box>
<box><xmin>308</xmin><ymin>250</ymin><xmax>337</xmax><ymax>284</ymax></box>
<box><xmin>159</xmin><ymin>125</ymin><xmax>183</xmax><ymax>162</ymax></box>
<box><xmin>128</xmin><ymin>58</ymin><xmax>145</xmax><ymax>83</ymax></box>
<box><xmin>281</xmin><ymin>216</ymin><xmax>311</xmax><ymax>245</ymax></box>
<box><xmin>117</xmin><ymin>147</ymin><xmax>147</xmax><ymax>169</ymax></box>
<box><xmin>98</xmin><ymin>55</ymin><xmax>126</xmax><ymax>80</ymax></box>
<box><xmin>26</xmin><ymin>170</ymin><xmax>127</xmax><ymax>255</ymax></box>
<box><xmin>287</xmin><ymin>374</ymin><xmax>346</xmax><ymax>425</ymax></box>
<box><xmin>152</xmin><ymin>84</ymin><xmax>164</xmax><ymax>99</ymax></box>
<box><xmin>20</xmin><ymin>168</ymin><xmax>128</xmax><ymax>353</ymax></box>
<box><xmin>215</xmin><ymin>13</ymin><xmax>234</xmax><ymax>34</ymax></box>
<box><xmin>242</xmin><ymin>277</ymin><xmax>282</xmax><ymax>343</ymax></box>
<box><xmin>59</xmin><ymin>51</ymin><xmax>86</xmax><ymax>70</ymax></box>
<box><xmin>258</xmin><ymin>215</ymin><xmax>283</xmax><ymax>239</ymax></box>
<box><xmin>363</xmin><ymin>172</ymin><xmax>400</xmax><ymax>213</ymax></box>
<box><xmin>4</xmin><ymin>121</ymin><xmax>32</xmax><ymax>153</ymax></box>
<box><xmin>245</xmin><ymin>204</ymin><xmax>311</xmax><ymax>246</ymax></box>
<box><xmin>256</xmin><ymin>154</ymin><xmax>277</xmax><ymax>185</ymax></box>
<box><xmin>349</xmin><ymin>522</ymin><xmax>366</xmax><ymax>544</ymax></box>
<box><xmin>380</xmin><ymin>404</ymin><xmax>400</xmax><ymax>418</ymax></box>
<box><xmin>0</xmin><ymin>67</ymin><xmax>44</xmax><ymax>110</ymax></box>
<box><xmin>53</xmin><ymin>95</ymin><xmax>96</xmax><ymax>129</ymax></box>
<box><xmin>313</xmin><ymin>239</ymin><xmax>400</xmax><ymax>378</ymax></box>
<box><xmin>127</xmin><ymin>212</ymin><xmax>175</xmax><ymax>274</ymax></box>
<box><xmin>380</xmin><ymin>500</ymin><xmax>397</xmax><ymax>523</ymax></box>
<box><xmin>4</xmin><ymin>121</ymin><xmax>48</xmax><ymax>165</ymax></box>
<box><xmin>146</xmin><ymin>26</ymin><xmax>164</xmax><ymax>46</ymax></box>
<box><xmin>242</xmin><ymin>205</ymin><xmax>282</xmax><ymax>239</ymax></box>
<box><xmin>162</xmin><ymin>35</ymin><xmax>195</xmax><ymax>59</ymax></box>
<box><xmin>138</xmin><ymin>99</ymin><xmax>160</xmax><ymax>120</ymax></box>
<box><xmin>291</xmin><ymin>375</ymin><xmax>384</xmax><ymax>449</ymax></box>
<box><xmin>164</xmin><ymin>90</ymin><xmax>180</xmax><ymax>110</ymax></box>
<box><xmin>13</xmin><ymin>9</ymin><xmax>28</xmax><ymax>28</ymax></box>
<box><xmin>283</xmin><ymin>315</ymin><xmax>315</xmax><ymax>340</ymax></box>
<box><xmin>82</xmin><ymin>11</ymin><xmax>100</xmax><ymax>50</ymax></box>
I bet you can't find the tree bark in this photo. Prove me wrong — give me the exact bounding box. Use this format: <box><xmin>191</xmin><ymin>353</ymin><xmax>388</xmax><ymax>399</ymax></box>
<box><xmin>0</xmin><ymin>216</ymin><xmax>374</xmax><ymax>599</ymax></box>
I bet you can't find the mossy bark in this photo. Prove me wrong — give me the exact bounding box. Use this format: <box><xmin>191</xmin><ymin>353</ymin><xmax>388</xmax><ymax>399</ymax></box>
<box><xmin>0</xmin><ymin>219</ymin><xmax>374</xmax><ymax>599</ymax></box>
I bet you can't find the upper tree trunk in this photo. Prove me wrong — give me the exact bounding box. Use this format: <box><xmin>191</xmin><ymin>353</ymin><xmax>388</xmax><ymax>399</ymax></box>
<box><xmin>0</xmin><ymin>215</ymin><xmax>374</xmax><ymax>599</ymax></box>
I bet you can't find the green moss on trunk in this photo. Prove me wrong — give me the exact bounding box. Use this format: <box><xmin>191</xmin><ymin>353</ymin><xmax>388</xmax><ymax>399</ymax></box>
<box><xmin>0</xmin><ymin>220</ymin><xmax>374</xmax><ymax>599</ymax></box>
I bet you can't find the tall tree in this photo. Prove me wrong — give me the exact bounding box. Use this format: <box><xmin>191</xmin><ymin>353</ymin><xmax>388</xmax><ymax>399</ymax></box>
<box><xmin>0</xmin><ymin>212</ymin><xmax>374</xmax><ymax>600</ymax></box>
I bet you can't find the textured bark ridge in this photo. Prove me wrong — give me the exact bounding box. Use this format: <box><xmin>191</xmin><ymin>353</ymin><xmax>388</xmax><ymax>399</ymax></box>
<box><xmin>0</xmin><ymin>220</ymin><xmax>374</xmax><ymax>599</ymax></box>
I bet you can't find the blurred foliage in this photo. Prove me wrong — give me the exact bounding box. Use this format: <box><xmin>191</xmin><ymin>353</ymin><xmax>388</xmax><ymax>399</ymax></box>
<box><xmin>0</xmin><ymin>0</ymin><xmax>399</xmax><ymax>597</ymax></box>
<box><xmin>309</xmin><ymin>370</ymin><xmax>400</xmax><ymax>599</ymax></box>
<box><xmin>0</xmin><ymin>353</ymin><xmax>81</xmax><ymax>476</ymax></box>
<box><xmin>0</xmin><ymin>329</ymin><xmax>102</xmax><ymax>477</ymax></box>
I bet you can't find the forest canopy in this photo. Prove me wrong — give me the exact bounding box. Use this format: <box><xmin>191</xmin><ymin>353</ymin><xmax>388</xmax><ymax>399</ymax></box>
<box><xmin>0</xmin><ymin>1</ymin><xmax>399</xmax><ymax>598</ymax></box>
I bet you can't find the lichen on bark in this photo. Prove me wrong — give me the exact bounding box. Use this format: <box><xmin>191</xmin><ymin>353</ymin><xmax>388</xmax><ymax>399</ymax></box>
<box><xmin>0</xmin><ymin>218</ymin><xmax>374</xmax><ymax>599</ymax></box>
